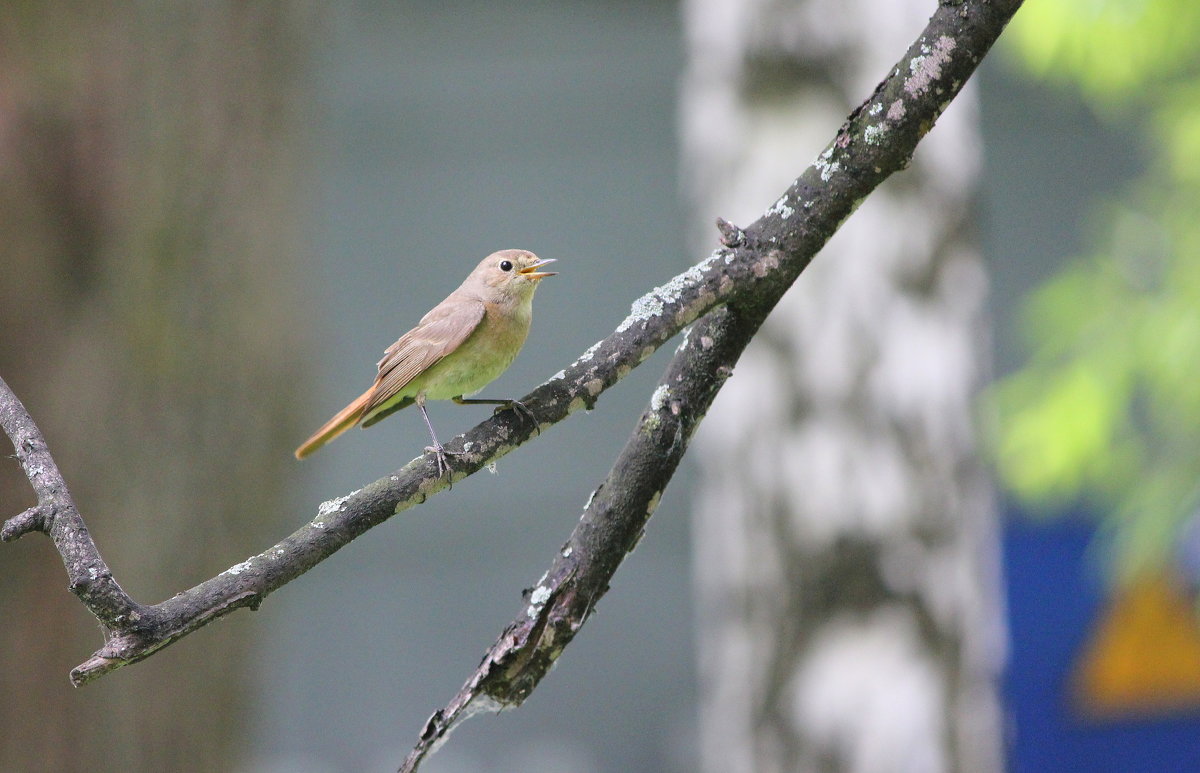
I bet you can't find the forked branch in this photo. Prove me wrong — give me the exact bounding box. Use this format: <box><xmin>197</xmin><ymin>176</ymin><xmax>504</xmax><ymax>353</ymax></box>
<box><xmin>1</xmin><ymin>10</ymin><xmax>1021</xmax><ymax>769</ymax></box>
<box><xmin>399</xmin><ymin>1</ymin><xmax>1022</xmax><ymax>768</ymax></box>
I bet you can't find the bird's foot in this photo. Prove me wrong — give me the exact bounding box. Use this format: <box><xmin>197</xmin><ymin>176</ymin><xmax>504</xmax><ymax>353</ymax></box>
<box><xmin>496</xmin><ymin>399</ymin><xmax>540</xmax><ymax>436</ymax></box>
<box><xmin>425</xmin><ymin>443</ymin><xmax>465</xmax><ymax>479</ymax></box>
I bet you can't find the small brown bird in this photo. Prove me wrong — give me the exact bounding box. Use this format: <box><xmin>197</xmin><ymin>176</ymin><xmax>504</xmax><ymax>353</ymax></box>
<box><xmin>295</xmin><ymin>249</ymin><xmax>557</xmax><ymax>470</ymax></box>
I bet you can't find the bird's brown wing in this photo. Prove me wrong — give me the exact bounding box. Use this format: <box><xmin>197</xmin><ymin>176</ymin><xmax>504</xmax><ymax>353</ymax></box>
<box><xmin>361</xmin><ymin>296</ymin><xmax>486</xmax><ymax>422</ymax></box>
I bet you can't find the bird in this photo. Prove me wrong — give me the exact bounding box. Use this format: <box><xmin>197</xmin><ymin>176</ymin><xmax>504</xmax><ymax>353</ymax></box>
<box><xmin>294</xmin><ymin>249</ymin><xmax>557</xmax><ymax>472</ymax></box>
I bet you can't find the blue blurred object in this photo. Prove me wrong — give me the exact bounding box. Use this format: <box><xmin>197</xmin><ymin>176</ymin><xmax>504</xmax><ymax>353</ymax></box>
<box><xmin>1003</xmin><ymin>509</ymin><xmax>1200</xmax><ymax>773</ymax></box>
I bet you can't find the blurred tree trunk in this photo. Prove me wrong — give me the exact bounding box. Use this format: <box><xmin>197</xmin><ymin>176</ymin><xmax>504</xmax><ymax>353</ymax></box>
<box><xmin>0</xmin><ymin>4</ymin><xmax>313</xmax><ymax>771</ymax></box>
<box><xmin>682</xmin><ymin>2</ymin><xmax>1005</xmax><ymax>771</ymax></box>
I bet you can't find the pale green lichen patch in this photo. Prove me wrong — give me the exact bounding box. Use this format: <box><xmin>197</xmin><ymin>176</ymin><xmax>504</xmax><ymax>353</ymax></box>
<box><xmin>864</xmin><ymin>123</ymin><xmax>888</xmax><ymax>145</ymax></box>
<box><xmin>651</xmin><ymin>384</ymin><xmax>670</xmax><ymax>412</ymax></box>
<box><xmin>646</xmin><ymin>490</ymin><xmax>662</xmax><ymax>515</ymax></box>
<box><xmin>616</xmin><ymin>293</ymin><xmax>663</xmax><ymax>334</ymax></box>
<box><xmin>766</xmin><ymin>194</ymin><xmax>796</xmax><ymax>220</ymax></box>
<box><xmin>225</xmin><ymin>558</ymin><xmax>254</xmax><ymax>576</ymax></box>
<box><xmin>317</xmin><ymin>493</ymin><xmax>351</xmax><ymax>519</ymax></box>
<box><xmin>577</xmin><ymin>340</ymin><xmax>604</xmax><ymax>363</ymax></box>
<box><xmin>529</xmin><ymin>585</ymin><xmax>551</xmax><ymax>606</ymax></box>
<box><xmin>814</xmin><ymin>147</ymin><xmax>841</xmax><ymax>181</ymax></box>
<box><xmin>568</xmin><ymin>396</ymin><xmax>588</xmax><ymax>414</ymax></box>
<box><xmin>526</xmin><ymin>583</ymin><xmax>552</xmax><ymax>619</ymax></box>
<box><xmin>615</xmin><ymin>255</ymin><xmax>720</xmax><ymax>334</ymax></box>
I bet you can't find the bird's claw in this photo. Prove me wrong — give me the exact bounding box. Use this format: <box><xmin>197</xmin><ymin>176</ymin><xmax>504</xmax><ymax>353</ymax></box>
<box><xmin>497</xmin><ymin>399</ymin><xmax>540</xmax><ymax>436</ymax></box>
<box><xmin>425</xmin><ymin>444</ymin><xmax>465</xmax><ymax>479</ymax></box>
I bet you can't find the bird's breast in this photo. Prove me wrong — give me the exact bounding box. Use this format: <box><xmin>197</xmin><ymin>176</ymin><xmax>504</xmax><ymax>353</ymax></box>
<box><xmin>418</xmin><ymin>299</ymin><xmax>532</xmax><ymax>400</ymax></box>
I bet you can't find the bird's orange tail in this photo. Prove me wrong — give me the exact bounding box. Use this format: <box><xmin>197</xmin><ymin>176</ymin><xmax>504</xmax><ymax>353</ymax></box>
<box><xmin>294</xmin><ymin>387</ymin><xmax>374</xmax><ymax>459</ymax></box>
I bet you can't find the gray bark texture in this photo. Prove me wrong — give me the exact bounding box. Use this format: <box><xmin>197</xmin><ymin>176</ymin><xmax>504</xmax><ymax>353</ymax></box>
<box><xmin>683</xmin><ymin>2</ymin><xmax>1007</xmax><ymax>772</ymax></box>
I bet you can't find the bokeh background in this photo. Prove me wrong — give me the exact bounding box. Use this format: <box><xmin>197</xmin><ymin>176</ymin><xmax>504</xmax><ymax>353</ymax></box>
<box><xmin>2</xmin><ymin>1</ymin><xmax>1199</xmax><ymax>772</ymax></box>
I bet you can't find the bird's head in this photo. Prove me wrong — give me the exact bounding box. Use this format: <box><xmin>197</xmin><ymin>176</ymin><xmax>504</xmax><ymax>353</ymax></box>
<box><xmin>470</xmin><ymin>249</ymin><xmax>557</xmax><ymax>300</ymax></box>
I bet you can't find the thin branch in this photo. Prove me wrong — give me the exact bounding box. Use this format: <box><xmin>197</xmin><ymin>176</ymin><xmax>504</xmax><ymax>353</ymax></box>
<box><xmin>0</xmin><ymin>376</ymin><xmax>148</xmax><ymax>634</ymax></box>
<box><xmin>400</xmin><ymin>0</ymin><xmax>1023</xmax><ymax>769</ymax></box>
<box><xmin>0</xmin><ymin>0</ymin><xmax>1021</xmax><ymax>704</ymax></box>
<box><xmin>1</xmin><ymin>504</ymin><xmax>47</xmax><ymax>541</ymax></box>
<box><xmin>400</xmin><ymin>303</ymin><xmax>764</xmax><ymax>772</ymax></box>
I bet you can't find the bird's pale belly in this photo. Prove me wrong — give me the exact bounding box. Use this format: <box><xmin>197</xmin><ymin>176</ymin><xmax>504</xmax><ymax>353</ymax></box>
<box><xmin>413</xmin><ymin>308</ymin><xmax>529</xmax><ymax>400</ymax></box>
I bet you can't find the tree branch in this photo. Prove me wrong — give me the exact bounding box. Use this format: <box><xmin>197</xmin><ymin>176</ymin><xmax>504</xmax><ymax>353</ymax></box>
<box><xmin>0</xmin><ymin>1</ymin><xmax>1020</xmax><ymax>737</ymax></box>
<box><xmin>400</xmin><ymin>302</ymin><xmax>765</xmax><ymax>772</ymax></box>
<box><xmin>399</xmin><ymin>1</ymin><xmax>1022</xmax><ymax>769</ymax></box>
<box><xmin>0</xmin><ymin>375</ymin><xmax>148</xmax><ymax>632</ymax></box>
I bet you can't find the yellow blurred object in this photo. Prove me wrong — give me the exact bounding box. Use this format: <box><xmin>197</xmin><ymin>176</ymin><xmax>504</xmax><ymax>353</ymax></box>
<box><xmin>1074</xmin><ymin>570</ymin><xmax>1200</xmax><ymax>718</ymax></box>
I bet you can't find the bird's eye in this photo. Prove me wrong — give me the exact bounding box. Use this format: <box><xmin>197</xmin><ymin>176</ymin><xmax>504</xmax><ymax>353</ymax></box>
<box><xmin>499</xmin><ymin>259</ymin><xmax>514</xmax><ymax>272</ymax></box>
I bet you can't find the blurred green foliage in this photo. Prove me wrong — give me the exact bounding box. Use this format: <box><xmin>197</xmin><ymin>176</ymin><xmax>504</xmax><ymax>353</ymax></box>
<box><xmin>990</xmin><ymin>0</ymin><xmax>1200</xmax><ymax>579</ymax></box>
<box><xmin>1006</xmin><ymin>0</ymin><xmax>1200</xmax><ymax>103</ymax></box>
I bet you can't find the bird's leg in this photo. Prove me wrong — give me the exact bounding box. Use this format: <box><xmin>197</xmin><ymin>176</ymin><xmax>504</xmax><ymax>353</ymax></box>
<box><xmin>417</xmin><ymin>394</ymin><xmax>459</xmax><ymax>477</ymax></box>
<box><xmin>453</xmin><ymin>395</ymin><xmax>539</xmax><ymax>435</ymax></box>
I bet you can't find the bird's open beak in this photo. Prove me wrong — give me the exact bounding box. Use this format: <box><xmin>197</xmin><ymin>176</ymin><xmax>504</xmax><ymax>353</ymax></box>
<box><xmin>519</xmin><ymin>257</ymin><xmax>557</xmax><ymax>280</ymax></box>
